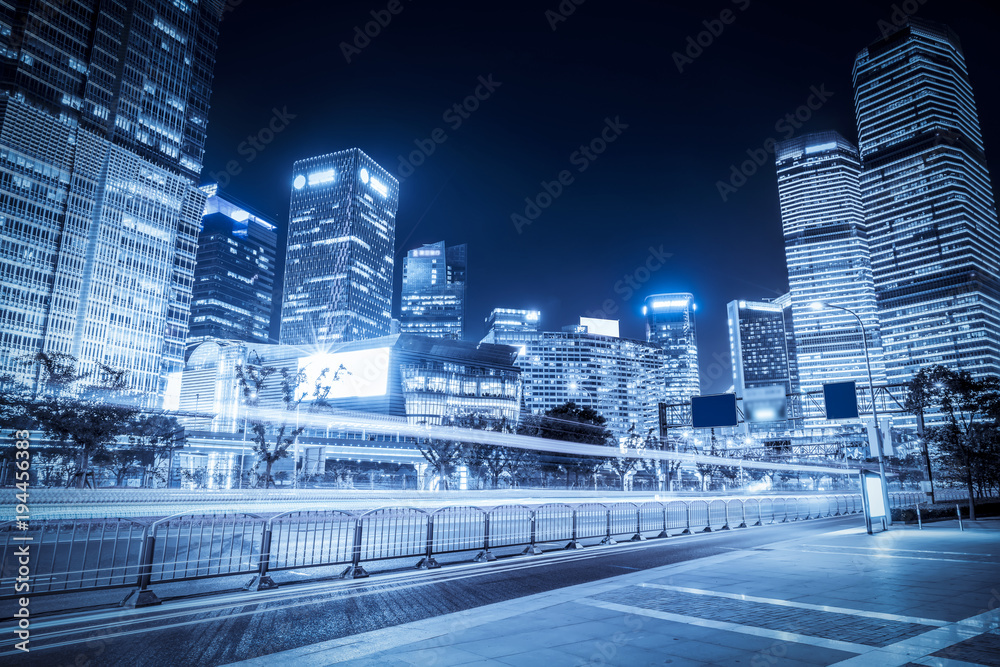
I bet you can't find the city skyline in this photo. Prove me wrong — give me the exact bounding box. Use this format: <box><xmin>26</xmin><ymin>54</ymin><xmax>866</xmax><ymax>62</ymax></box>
<box><xmin>202</xmin><ymin>1</ymin><xmax>1000</xmax><ymax>393</ymax></box>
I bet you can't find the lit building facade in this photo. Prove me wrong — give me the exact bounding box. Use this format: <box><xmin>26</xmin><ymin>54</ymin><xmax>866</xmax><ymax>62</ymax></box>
<box><xmin>180</xmin><ymin>335</ymin><xmax>521</xmax><ymax>431</ymax></box>
<box><xmin>490</xmin><ymin>326</ymin><xmax>664</xmax><ymax>439</ymax></box>
<box><xmin>399</xmin><ymin>241</ymin><xmax>467</xmax><ymax>340</ymax></box>
<box><xmin>280</xmin><ymin>149</ymin><xmax>399</xmax><ymax>348</ymax></box>
<box><xmin>482</xmin><ymin>308</ymin><xmax>541</xmax><ymax>341</ymax></box>
<box><xmin>853</xmin><ymin>19</ymin><xmax>1000</xmax><ymax>382</ymax></box>
<box><xmin>187</xmin><ymin>186</ymin><xmax>278</xmax><ymax>348</ymax></box>
<box><xmin>775</xmin><ymin>132</ymin><xmax>886</xmax><ymax>421</ymax></box>
<box><xmin>727</xmin><ymin>297</ymin><xmax>799</xmax><ymax>398</ymax></box>
<box><xmin>0</xmin><ymin>0</ymin><xmax>223</xmax><ymax>404</ymax></box>
<box><xmin>643</xmin><ymin>294</ymin><xmax>701</xmax><ymax>408</ymax></box>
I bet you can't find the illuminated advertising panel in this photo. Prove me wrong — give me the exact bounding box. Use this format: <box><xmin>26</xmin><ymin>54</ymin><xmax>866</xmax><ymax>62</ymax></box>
<box><xmin>691</xmin><ymin>393</ymin><xmax>739</xmax><ymax>428</ymax></box>
<box><xmin>743</xmin><ymin>385</ymin><xmax>787</xmax><ymax>422</ymax></box>
<box><xmin>298</xmin><ymin>348</ymin><xmax>391</xmax><ymax>399</ymax></box>
<box><xmin>579</xmin><ymin>317</ymin><xmax>620</xmax><ymax>337</ymax></box>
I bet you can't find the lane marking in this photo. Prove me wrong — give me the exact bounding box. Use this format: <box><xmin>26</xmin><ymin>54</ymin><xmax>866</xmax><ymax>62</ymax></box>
<box><xmin>638</xmin><ymin>583</ymin><xmax>948</xmax><ymax>627</ymax></box>
<box><xmin>576</xmin><ymin>598</ymin><xmax>871</xmax><ymax>654</ymax></box>
<box><xmin>788</xmin><ymin>549</ymin><xmax>993</xmax><ymax>564</ymax></box>
<box><xmin>804</xmin><ymin>544</ymin><xmax>993</xmax><ymax>557</ymax></box>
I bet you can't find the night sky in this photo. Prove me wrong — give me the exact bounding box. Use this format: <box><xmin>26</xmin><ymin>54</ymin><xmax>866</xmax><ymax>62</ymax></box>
<box><xmin>201</xmin><ymin>0</ymin><xmax>1000</xmax><ymax>393</ymax></box>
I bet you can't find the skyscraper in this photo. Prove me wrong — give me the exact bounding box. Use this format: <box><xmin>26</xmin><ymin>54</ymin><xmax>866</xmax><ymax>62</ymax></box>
<box><xmin>0</xmin><ymin>0</ymin><xmax>223</xmax><ymax>402</ymax></box>
<box><xmin>280</xmin><ymin>149</ymin><xmax>399</xmax><ymax>348</ymax></box>
<box><xmin>727</xmin><ymin>296</ymin><xmax>799</xmax><ymax>398</ymax></box>
<box><xmin>399</xmin><ymin>241</ymin><xmax>467</xmax><ymax>340</ymax></box>
<box><xmin>643</xmin><ymin>294</ymin><xmax>700</xmax><ymax>407</ymax></box>
<box><xmin>187</xmin><ymin>185</ymin><xmax>278</xmax><ymax>348</ymax></box>
<box><xmin>853</xmin><ymin>19</ymin><xmax>1000</xmax><ymax>383</ymax></box>
<box><xmin>775</xmin><ymin>131</ymin><xmax>885</xmax><ymax>421</ymax></box>
<box><xmin>482</xmin><ymin>308</ymin><xmax>541</xmax><ymax>342</ymax></box>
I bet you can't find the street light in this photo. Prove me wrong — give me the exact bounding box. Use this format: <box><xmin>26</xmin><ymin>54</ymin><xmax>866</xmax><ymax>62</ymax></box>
<box><xmin>810</xmin><ymin>300</ymin><xmax>892</xmax><ymax>526</ymax></box>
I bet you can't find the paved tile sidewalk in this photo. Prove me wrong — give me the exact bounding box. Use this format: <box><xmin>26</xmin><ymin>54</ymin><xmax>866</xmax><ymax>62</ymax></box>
<box><xmin>228</xmin><ymin>520</ymin><xmax>1000</xmax><ymax>666</ymax></box>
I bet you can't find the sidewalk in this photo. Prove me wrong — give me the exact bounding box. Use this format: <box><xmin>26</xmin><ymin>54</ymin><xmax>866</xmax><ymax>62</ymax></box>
<box><xmin>229</xmin><ymin>520</ymin><xmax>1000</xmax><ymax>666</ymax></box>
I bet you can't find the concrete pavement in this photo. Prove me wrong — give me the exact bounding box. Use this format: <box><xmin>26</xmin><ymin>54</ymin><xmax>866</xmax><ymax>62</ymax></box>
<box><xmin>227</xmin><ymin>519</ymin><xmax>1000</xmax><ymax>666</ymax></box>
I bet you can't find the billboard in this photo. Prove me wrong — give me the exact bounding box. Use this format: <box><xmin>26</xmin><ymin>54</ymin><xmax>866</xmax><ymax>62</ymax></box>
<box><xmin>691</xmin><ymin>393</ymin><xmax>739</xmax><ymax>428</ymax></box>
<box><xmin>579</xmin><ymin>317</ymin><xmax>619</xmax><ymax>337</ymax></box>
<box><xmin>823</xmin><ymin>381</ymin><xmax>859</xmax><ymax>420</ymax></box>
<box><xmin>743</xmin><ymin>385</ymin><xmax>787</xmax><ymax>422</ymax></box>
<box><xmin>298</xmin><ymin>348</ymin><xmax>391</xmax><ymax>399</ymax></box>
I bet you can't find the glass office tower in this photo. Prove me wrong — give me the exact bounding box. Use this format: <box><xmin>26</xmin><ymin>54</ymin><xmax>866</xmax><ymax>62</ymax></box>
<box><xmin>0</xmin><ymin>1</ymin><xmax>223</xmax><ymax>403</ymax></box>
<box><xmin>643</xmin><ymin>294</ymin><xmax>700</xmax><ymax>407</ymax></box>
<box><xmin>399</xmin><ymin>241</ymin><xmax>467</xmax><ymax>340</ymax></box>
<box><xmin>281</xmin><ymin>149</ymin><xmax>399</xmax><ymax>347</ymax></box>
<box><xmin>853</xmin><ymin>19</ymin><xmax>1000</xmax><ymax>382</ymax></box>
<box><xmin>727</xmin><ymin>296</ymin><xmax>799</xmax><ymax>398</ymax></box>
<box><xmin>187</xmin><ymin>185</ymin><xmax>278</xmax><ymax>348</ymax></box>
<box><xmin>775</xmin><ymin>132</ymin><xmax>885</xmax><ymax>422</ymax></box>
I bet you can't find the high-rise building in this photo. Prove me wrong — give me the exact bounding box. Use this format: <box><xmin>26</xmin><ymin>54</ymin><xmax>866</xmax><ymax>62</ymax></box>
<box><xmin>280</xmin><ymin>149</ymin><xmax>399</xmax><ymax>348</ymax></box>
<box><xmin>187</xmin><ymin>185</ymin><xmax>278</xmax><ymax>348</ymax></box>
<box><xmin>399</xmin><ymin>241</ymin><xmax>467</xmax><ymax>339</ymax></box>
<box><xmin>775</xmin><ymin>132</ymin><xmax>886</xmax><ymax>421</ymax></box>
<box><xmin>482</xmin><ymin>308</ymin><xmax>541</xmax><ymax>342</ymax></box>
<box><xmin>490</xmin><ymin>324</ymin><xmax>664</xmax><ymax>439</ymax></box>
<box><xmin>0</xmin><ymin>1</ymin><xmax>223</xmax><ymax>403</ymax></box>
<box><xmin>727</xmin><ymin>296</ymin><xmax>799</xmax><ymax>399</ymax></box>
<box><xmin>853</xmin><ymin>19</ymin><xmax>1000</xmax><ymax>382</ymax></box>
<box><xmin>643</xmin><ymin>294</ymin><xmax>700</xmax><ymax>407</ymax></box>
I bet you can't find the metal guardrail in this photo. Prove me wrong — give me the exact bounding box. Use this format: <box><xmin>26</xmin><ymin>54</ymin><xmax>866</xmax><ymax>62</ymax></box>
<box><xmin>0</xmin><ymin>490</ymin><xmax>973</xmax><ymax>605</ymax></box>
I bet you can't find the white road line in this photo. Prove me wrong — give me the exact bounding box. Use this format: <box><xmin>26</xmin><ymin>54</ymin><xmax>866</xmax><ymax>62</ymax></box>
<box><xmin>638</xmin><ymin>583</ymin><xmax>948</xmax><ymax>627</ymax></box>
<box><xmin>804</xmin><ymin>544</ymin><xmax>992</xmax><ymax>557</ymax></box>
<box><xmin>575</xmin><ymin>598</ymin><xmax>872</xmax><ymax>654</ymax></box>
<box><xmin>789</xmin><ymin>549</ymin><xmax>992</xmax><ymax>564</ymax></box>
<box><xmin>828</xmin><ymin>606</ymin><xmax>1000</xmax><ymax>666</ymax></box>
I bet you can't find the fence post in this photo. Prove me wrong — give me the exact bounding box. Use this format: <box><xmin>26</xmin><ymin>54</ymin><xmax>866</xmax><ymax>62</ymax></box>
<box><xmin>738</xmin><ymin>500</ymin><xmax>747</xmax><ymax>529</ymax></box>
<box><xmin>341</xmin><ymin>516</ymin><xmax>370</xmax><ymax>578</ymax></box>
<box><xmin>657</xmin><ymin>503</ymin><xmax>670</xmax><ymax>539</ymax></box>
<box><xmin>957</xmin><ymin>504</ymin><xmax>964</xmax><ymax>532</ymax></box>
<box><xmin>601</xmin><ymin>507</ymin><xmax>618</xmax><ymax>545</ymax></box>
<box><xmin>475</xmin><ymin>512</ymin><xmax>497</xmax><ymax>562</ymax></box>
<box><xmin>915</xmin><ymin>502</ymin><xmax>922</xmax><ymax>530</ymax></box>
<box><xmin>781</xmin><ymin>499</ymin><xmax>790</xmax><ymax>523</ymax></box>
<box><xmin>803</xmin><ymin>497</ymin><xmax>812</xmax><ymax>521</ymax></box>
<box><xmin>522</xmin><ymin>510</ymin><xmax>542</xmax><ymax>555</ymax></box>
<box><xmin>681</xmin><ymin>503</ymin><xmax>692</xmax><ymax>535</ymax></box>
<box><xmin>721</xmin><ymin>502</ymin><xmax>731</xmax><ymax>530</ymax></box>
<box><xmin>121</xmin><ymin>527</ymin><xmax>161</xmax><ymax>608</ymax></box>
<box><xmin>566</xmin><ymin>508</ymin><xmax>583</xmax><ymax>549</ymax></box>
<box><xmin>416</xmin><ymin>515</ymin><xmax>440</xmax><ymax>569</ymax></box>
<box><xmin>631</xmin><ymin>506</ymin><xmax>646</xmax><ymax>541</ymax></box>
<box><xmin>244</xmin><ymin>521</ymin><xmax>278</xmax><ymax>591</ymax></box>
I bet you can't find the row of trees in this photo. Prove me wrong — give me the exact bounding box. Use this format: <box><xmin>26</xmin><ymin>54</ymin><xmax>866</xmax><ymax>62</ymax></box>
<box><xmin>1</xmin><ymin>353</ymin><xmax>186</xmax><ymax>488</ymax></box>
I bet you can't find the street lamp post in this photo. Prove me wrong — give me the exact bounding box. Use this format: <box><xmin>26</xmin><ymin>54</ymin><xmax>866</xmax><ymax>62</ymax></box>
<box><xmin>811</xmin><ymin>301</ymin><xmax>892</xmax><ymax>526</ymax></box>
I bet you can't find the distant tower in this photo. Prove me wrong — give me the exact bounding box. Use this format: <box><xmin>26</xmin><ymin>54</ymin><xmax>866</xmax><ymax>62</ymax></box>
<box><xmin>400</xmin><ymin>241</ymin><xmax>468</xmax><ymax>339</ymax></box>
<box><xmin>643</xmin><ymin>294</ymin><xmax>700</xmax><ymax>405</ymax></box>
<box><xmin>280</xmin><ymin>149</ymin><xmax>399</xmax><ymax>347</ymax></box>
<box><xmin>775</xmin><ymin>131</ymin><xmax>885</xmax><ymax>421</ymax></box>
<box><xmin>187</xmin><ymin>186</ymin><xmax>278</xmax><ymax>348</ymax></box>
<box><xmin>727</xmin><ymin>296</ymin><xmax>799</xmax><ymax>398</ymax></box>
<box><xmin>854</xmin><ymin>19</ymin><xmax>1000</xmax><ymax>382</ymax></box>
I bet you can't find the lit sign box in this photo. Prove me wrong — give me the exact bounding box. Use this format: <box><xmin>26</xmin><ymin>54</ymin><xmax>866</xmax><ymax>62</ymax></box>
<box><xmin>823</xmin><ymin>381</ymin><xmax>859</xmax><ymax>420</ymax></box>
<box><xmin>864</xmin><ymin>474</ymin><xmax>886</xmax><ymax>518</ymax></box>
<box><xmin>299</xmin><ymin>348</ymin><xmax>391</xmax><ymax>399</ymax></box>
<box><xmin>579</xmin><ymin>317</ymin><xmax>619</xmax><ymax>337</ymax></box>
<box><xmin>691</xmin><ymin>393</ymin><xmax>739</xmax><ymax>428</ymax></box>
<box><xmin>744</xmin><ymin>385</ymin><xmax>787</xmax><ymax>422</ymax></box>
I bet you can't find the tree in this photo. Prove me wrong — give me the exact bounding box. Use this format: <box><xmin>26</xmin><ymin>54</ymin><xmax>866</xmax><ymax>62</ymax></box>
<box><xmin>125</xmin><ymin>413</ymin><xmax>187</xmax><ymax>487</ymax></box>
<box><xmin>517</xmin><ymin>402</ymin><xmax>613</xmax><ymax>489</ymax></box>
<box><xmin>607</xmin><ymin>424</ymin><xmax>645</xmax><ymax>491</ymax></box>
<box><xmin>235</xmin><ymin>358</ymin><xmax>340</xmax><ymax>488</ymax></box>
<box><xmin>24</xmin><ymin>353</ymin><xmax>139</xmax><ymax>488</ymax></box>
<box><xmin>914</xmin><ymin>366</ymin><xmax>1000</xmax><ymax>520</ymax></box>
<box><xmin>462</xmin><ymin>415</ymin><xmax>537</xmax><ymax>489</ymax></box>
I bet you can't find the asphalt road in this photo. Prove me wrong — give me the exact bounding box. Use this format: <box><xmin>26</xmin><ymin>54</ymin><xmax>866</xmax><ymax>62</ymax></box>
<box><xmin>2</xmin><ymin>515</ymin><xmax>862</xmax><ymax>666</ymax></box>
